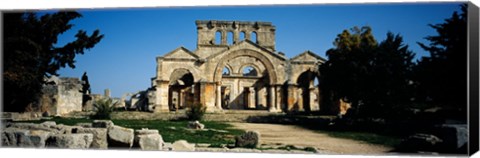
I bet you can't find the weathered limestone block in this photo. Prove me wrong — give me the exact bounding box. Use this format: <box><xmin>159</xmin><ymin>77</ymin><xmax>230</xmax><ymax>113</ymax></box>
<box><xmin>107</xmin><ymin>125</ymin><xmax>134</xmax><ymax>148</ymax></box>
<box><xmin>40</xmin><ymin>121</ymin><xmax>56</xmax><ymax>127</ymax></box>
<box><xmin>46</xmin><ymin>133</ymin><xmax>93</xmax><ymax>149</ymax></box>
<box><xmin>172</xmin><ymin>140</ymin><xmax>195</xmax><ymax>151</ymax></box>
<box><xmin>399</xmin><ymin>133</ymin><xmax>443</xmax><ymax>152</ymax></box>
<box><xmin>92</xmin><ymin>120</ymin><xmax>114</xmax><ymax>128</ymax></box>
<box><xmin>52</xmin><ymin>125</ymin><xmax>83</xmax><ymax>134</ymax></box>
<box><xmin>8</xmin><ymin>123</ymin><xmax>63</xmax><ymax>134</ymax></box>
<box><xmin>187</xmin><ymin>121</ymin><xmax>205</xmax><ymax>129</ymax></box>
<box><xmin>25</xmin><ymin>130</ymin><xmax>51</xmax><ymax>148</ymax></box>
<box><xmin>2</xmin><ymin>128</ymin><xmax>30</xmax><ymax>147</ymax></box>
<box><xmin>436</xmin><ymin>124</ymin><xmax>468</xmax><ymax>151</ymax></box>
<box><xmin>77</xmin><ymin>128</ymin><xmax>108</xmax><ymax>149</ymax></box>
<box><xmin>76</xmin><ymin>123</ymin><xmax>93</xmax><ymax>128</ymax></box>
<box><xmin>235</xmin><ymin>131</ymin><xmax>260</xmax><ymax>148</ymax></box>
<box><xmin>134</xmin><ymin>132</ymin><xmax>164</xmax><ymax>150</ymax></box>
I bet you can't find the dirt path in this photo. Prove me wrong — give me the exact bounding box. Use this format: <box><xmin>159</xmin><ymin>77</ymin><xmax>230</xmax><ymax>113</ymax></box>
<box><xmin>229</xmin><ymin>122</ymin><xmax>392</xmax><ymax>155</ymax></box>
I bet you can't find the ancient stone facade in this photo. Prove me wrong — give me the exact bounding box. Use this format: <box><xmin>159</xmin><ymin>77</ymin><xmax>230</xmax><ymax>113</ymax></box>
<box><xmin>152</xmin><ymin>20</ymin><xmax>326</xmax><ymax>113</ymax></box>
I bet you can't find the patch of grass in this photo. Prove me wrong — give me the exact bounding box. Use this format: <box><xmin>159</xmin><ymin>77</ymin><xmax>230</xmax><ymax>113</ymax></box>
<box><xmin>112</xmin><ymin>119</ymin><xmax>244</xmax><ymax>144</ymax></box>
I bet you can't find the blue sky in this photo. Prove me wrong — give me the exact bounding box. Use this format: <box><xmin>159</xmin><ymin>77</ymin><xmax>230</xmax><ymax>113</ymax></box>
<box><xmin>55</xmin><ymin>2</ymin><xmax>463</xmax><ymax>97</ymax></box>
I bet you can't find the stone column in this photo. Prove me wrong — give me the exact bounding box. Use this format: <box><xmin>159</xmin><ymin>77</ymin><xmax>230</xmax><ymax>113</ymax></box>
<box><xmin>275</xmin><ymin>85</ymin><xmax>282</xmax><ymax>111</ymax></box>
<box><xmin>268</xmin><ymin>86</ymin><xmax>276</xmax><ymax>112</ymax></box>
<box><xmin>248</xmin><ymin>87</ymin><xmax>256</xmax><ymax>109</ymax></box>
<box><xmin>286</xmin><ymin>83</ymin><xmax>297</xmax><ymax>112</ymax></box>
<box><xmin>216</xmin><ymin>83</ymin><xmax>222</xmax><ymax>110</ymax></box>
<box><xmin>199</xmin><ymin>81</ymin><xmax>217</xmax><ymax>112</ymax></box>
<box><xmin>154</xmin><ymin>80</ymin><xmax>170</xmax><ymax>112</ymax></box>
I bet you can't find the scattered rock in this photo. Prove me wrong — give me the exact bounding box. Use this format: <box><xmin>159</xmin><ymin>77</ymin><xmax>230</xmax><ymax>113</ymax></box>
<box><xmin>235</xmin><ymin>131</ymin><xmax>260</xmax><ymax>148</ymax></box>
<box><xmin>172</xmin><ymin>140</ymin><xmax>195</xmax><ymax>151</ymax></box>
<box><xmin>46</xmin><ymin>133</ymin><xmax>93</xmax><ymax>149</ymax></box>
<box><xmin>134</xmin><ymin>128</ymin><xmax>159</xmax><ymax>135</ymax></box>
<box><xmin>163</xmin><ymin>142</ymin><xmax>174</xmax><ymax>151</ymax></box>
<box><xmin>41</xmin><ymin>121</ymin><xmax>56</xmax><ymax>127</ymax></box>
<box><xmin>133</xmin><ymin>129</ymin><xmax>163</xmax><ymax>150</ymax></box>
<box><xmin>92</xmin><ymin>120</ymin><xmax>114</xmax><ymax>128</ymax></box>
<box><xmin>77</xmin><ymin>128</ymin><xmax>108</xmax><ymax>149</ymax></box>
<box><xmin>436</xmin><ymin>124</ymin><xmax>468</xmax><ymax>151</ymax></box>
<box><xmin>76</xmin><ymin>123</ymin><xmax>93</xmax><ymax>128</ymax></box>
<box><xmin>107</xmin><ymin>125</ymin><xmax>134</xmax><ymax>148</ymax></box>
<box><xmin>134</xmin><ymin>133</ymin><xmax>164</xmax><ymax>150</ymax></box>
<box><xmin>195</xmin><ymin>143</ymin><xmax>211</xmax><ymax>148</ymax></box>
<box><xmin>399</xmin><ymin>133</ymin><xmax>443</xmax><ymax>152</ymax></box>
<box><xmin>187</xmin><ymin>121</ymin><xmax>205</xmax><ymax>129</ymax></box>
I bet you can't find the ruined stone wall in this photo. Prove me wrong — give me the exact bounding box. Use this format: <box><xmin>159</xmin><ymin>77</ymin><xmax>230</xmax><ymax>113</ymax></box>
<box><xmin>39</xmin><ymin>76</ymin><xmax>83</xmax><ymax>116</ymax></box>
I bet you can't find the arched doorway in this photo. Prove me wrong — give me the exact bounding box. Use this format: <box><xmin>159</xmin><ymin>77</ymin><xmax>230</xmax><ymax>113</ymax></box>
<box><xmin>296</xmin><ymin>70</ymin><xmax>320</xmax><ymax>112</ymax></box>
<box><xmin>213</xmin><ymin>49</ymin><xmax>278</xmax><ymax>111</ymax></box>
<box><xmin>169</xmin><ymin>69</ymin><xmax>194</xmax><ymax>111</ymax></box>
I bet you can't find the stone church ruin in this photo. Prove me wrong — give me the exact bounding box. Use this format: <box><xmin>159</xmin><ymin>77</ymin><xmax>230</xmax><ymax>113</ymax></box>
<box><xmin>150</xmin><ymin>20</ymin><xmax>339</xmax><ymax>113</ymax></box>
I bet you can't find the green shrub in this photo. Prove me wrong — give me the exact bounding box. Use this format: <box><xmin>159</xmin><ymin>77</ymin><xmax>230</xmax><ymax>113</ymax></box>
<box><xmin>92</xmin><ymin>98</ymin><xmax>117</xmax><ymax>119</ymax></box>
<box><xmin>186</xmin><ymin>103</ymin><xmax>206</xmax><ymax>121</ymax></box>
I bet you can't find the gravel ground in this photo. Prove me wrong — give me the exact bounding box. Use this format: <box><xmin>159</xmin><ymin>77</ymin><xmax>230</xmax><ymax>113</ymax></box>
<box><xmin>229</xmin><ymin>122</ymin><xmax>393</xmax><ymax>155</ymax></box>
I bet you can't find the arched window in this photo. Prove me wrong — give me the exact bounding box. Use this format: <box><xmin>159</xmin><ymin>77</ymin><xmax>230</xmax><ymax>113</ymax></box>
<box><xmin>251</xmin><ymin>31</ymin><xmax>257</xmax><ymax>43</ymax></box>
<box><xmin>242</xmin><ymin>66</ymin><xmax>258</xmax><ymax>77</ymax></box>
<box><xmin>215</xmin><ymin>31</ymin><xmax>222</xmax><ymax>45</ymax></box>
<box><xmin>239</xmin><ymin>31</ymin><xmax>246</xmax><ymax>41</ymax></box>
<box><xmin>227</xmin><ymin>31</ymin><xmax>234</xmax><ymax>45</ymax></box>
<box><xmin>222</xmin><ymin>67</ymin><xmax>230</xmax><ymax>76</ymax></box>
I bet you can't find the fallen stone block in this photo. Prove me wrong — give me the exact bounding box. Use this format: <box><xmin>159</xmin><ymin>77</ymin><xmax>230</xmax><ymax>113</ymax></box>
<box><xmin>2</xmin><ymin>128</ymin><xmax>30</xmax><ymax>147</ymax></box>
<box><xmin>76</xmin><ymin>123</ymin><xmax>93</xmax><ymax>128</ymax></box>
<box><xmin>235</xmin><ymin>131</ymin><xmax>260</xmax><ymax>148</ymax></box>
<box><xmin>92</xmin><ymin>120</ymin><xmax>114</xmax><ymax>128</ymax></box>
<box><xmin>40</xmin><ymin>121</ymin><xmax>56</xmax><ymax>127</ymax></box>
<box><xmin>77</xmin><ymin>128</ymin><xmax>108</xmax><ymax>149</ymax></box>
<box><xmin>8</xmin><ymin>123</ymin><xmax>63</xmax><ymax>134</ymax></box>
<box><xmin>172</xmin><ymin>140</ymin><xmax>195</xmax><ymax>151</ymax></box>
<box><xmin>107</xmin><ymin>125</ymin><xmax>134</xmax><ymax>148</ymax></box>
<box><xmin>134</xmin><ymin>133</ymin><xmax>164</xmax><ymax>150</ymax></box>
<box><xmin>187</xmin><ymin>121</ymin><xmax>205</xmax><ymax>130</ymax></box>
<box><xmin>46</xmin><ymin>133</ymin><xmax>93</xmax><ymax>149</ymax></box>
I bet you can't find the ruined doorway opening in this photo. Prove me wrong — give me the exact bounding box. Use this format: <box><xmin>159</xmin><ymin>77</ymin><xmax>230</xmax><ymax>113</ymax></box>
<box><xmin>169</xmin><ymin>69</ymin><xmax>194</xmax><ymax>111</ymax></box>
<box><xmin>220</xmin><ymin>64</ymin><xmax>269</xmax><ymax>110</ymax></box>
<box><xmin>297</xmin><ymin>70</ymin><xmax>320</xmax><ymax>112</ymax></box>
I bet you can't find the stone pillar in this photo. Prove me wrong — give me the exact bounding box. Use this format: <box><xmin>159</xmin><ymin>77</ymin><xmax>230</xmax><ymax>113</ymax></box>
<box><xmin>154</xmin><ymin>80</ymin><xmax>170</xmax><ymax>112</ymax></box>
<box><xmin>216</xmin><ymin>84</ymin><xmax>222</xmax><ymax>110</ymax></box>
<box><xmin>248</xmin><ymin>87</ymin><xmax>256</xmax><ymax>109</ymax></box>
<box><xmin>199</xmin><ymin>81</ymin><xmax>217</xmax><ymax>112</ymax></box>
<box><xmin>275</xmin><ymin>85</ymin><xmax>282</xmax><ymax>111</ymax></box>
<box><xmin>268</xmin><ymin>86</ymin><xmax>276</xmax><ymax>112</ymax></box>
<box><xmin>221</xmin><ymin>31</ymin><xmax>227</xmax><ymax>45</ymax></box>
<box><xmin>286</xmin><ymin>83</ymin><xmax>297</xmax><ymax>112</ymax></box>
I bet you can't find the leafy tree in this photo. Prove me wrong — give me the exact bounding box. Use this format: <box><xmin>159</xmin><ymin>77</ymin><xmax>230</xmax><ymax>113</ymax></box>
<box><xmin>414</xmin><ymin>4</ymin><xmax>467</xmax><ymax>116</ymax></box>
<box><xmin>320</xmin><ymin>26</ymin><xmax>415</xmax><ymax>118</ymax></box>
<box><xmin>3</xmin><ymin>11</ymin><xmax>104</xmax><ymax>112</ymax></box>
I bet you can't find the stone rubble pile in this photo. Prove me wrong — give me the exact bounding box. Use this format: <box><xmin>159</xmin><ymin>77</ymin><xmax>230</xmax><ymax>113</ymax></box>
<box><xmin>1</xmin><ymin>120</ymin><xmax>164</xmax><ymax>150</ymax></box>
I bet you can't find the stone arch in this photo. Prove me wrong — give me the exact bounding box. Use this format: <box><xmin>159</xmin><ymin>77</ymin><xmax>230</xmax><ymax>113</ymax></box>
<box><xmin>164</xmin><ymin>66</ymin><xmax>202</xmax><ymax>83</ymax></box>
<box><xmin>168</xmin><ymin>68</ymin><xmax>195</xmax><ymax>111</ymax></box>
<box><xmin>296</xmin><ymin>69</ymin><xmax>321</xmax><ymax>112</ymax></box>
<box><xmin>213</xmin><ymin>49</ymin><xmax>277</xmax><ymax>84</ymax></box>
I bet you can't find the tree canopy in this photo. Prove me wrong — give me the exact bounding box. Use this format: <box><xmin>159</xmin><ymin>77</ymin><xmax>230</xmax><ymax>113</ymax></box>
<box><xmin>3</xmin><ymin>11</ymin><xmax>104</xmax><ymax>112</ymax></box>
<box><xmin>320</xmin><ymin>26</ymin><xmax>415</xmax><ymax>118</ymax></box>
<box><xmin>414</xmin><ymin>4</ymin><xmax>468</xmax><ymax>116</ymax></box>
